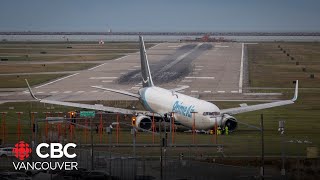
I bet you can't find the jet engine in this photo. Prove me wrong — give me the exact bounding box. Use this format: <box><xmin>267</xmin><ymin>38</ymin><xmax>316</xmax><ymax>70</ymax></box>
<box><xmin>221</xmin><ymin>114</ymin><xmax>238</xmax><ymax>131</ymax></box>
<box><xmin>135</xmin><ymin>115</ymin><xmax>152</xmax><ymax>130</ymax></box>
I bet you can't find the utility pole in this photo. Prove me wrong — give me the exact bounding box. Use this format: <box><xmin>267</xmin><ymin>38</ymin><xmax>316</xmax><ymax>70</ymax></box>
<box><xmin>131</xmin><ymin>127</ymin><xmax>137</xmax><ymax>177</ymax></box>
<box><xmin>107</xmin><ymin>126</ymin><xmax>112</xmax><ymax>176</ymax></box>
<box><xmin>159</xmin><ymin>114</ymin><xmax>163</xmax><ymax>180</ymax></box>
<box><xmin>90</xmin><ymin>118</ymin><xmax>94</xmax><ymax>170</ymax></box>
<box><xmin>260</xmin><ymin>114</ymin><xmax>265</xmax><ymax>180</ymax></box>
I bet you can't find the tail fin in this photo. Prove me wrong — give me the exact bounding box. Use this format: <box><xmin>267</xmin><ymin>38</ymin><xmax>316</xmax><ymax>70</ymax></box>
<box><xmin>139</xmin><ymin>36</ymin><xmax>154</xmax><ymax>87</ymax></box>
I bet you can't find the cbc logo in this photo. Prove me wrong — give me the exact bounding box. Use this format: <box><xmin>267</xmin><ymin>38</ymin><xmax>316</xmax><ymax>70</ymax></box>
<box><xmin>12</xmin><ymin>141</ymin><xmax>32</xmax><ymax>161</ymax></box>
<box><xmin>36</xmin><ymin>143</ymin><xmax>77</xmax><ymax>159</ymax></box>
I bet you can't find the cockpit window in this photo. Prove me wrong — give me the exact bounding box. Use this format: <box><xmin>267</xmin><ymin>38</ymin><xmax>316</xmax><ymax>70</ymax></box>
<box><xmin>203</xmin><ymin>112</ymin><xmax>220</xmax><ymax>116</ymax></box>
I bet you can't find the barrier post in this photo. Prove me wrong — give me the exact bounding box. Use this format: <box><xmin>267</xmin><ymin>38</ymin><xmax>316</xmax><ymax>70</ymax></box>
<box><xmin>171</xmin><ymin>112</ymin><xmax>175</xmax><ymax>144</ymax></box>
<box><xmin>191</xmin><ymin>112</ymin><xmax>198</xmax><ymax>144</ymax></box>
<box><xmin>1</xmin><ymin>112</ymin><xmax>7</xmax><ymax>145</ymax></box>
<box><xmin>31</xmin><ymin>112</ymin><xmax>37</xmax><ymax>142</ymax></box>
<box><xmin>152</xmin><ymin>113</ymin><xmax>155</xmax><ymax>144</ymax></box>
<box><xmin>116</xmin><ymin>113</ymin><xmax>119</xmax><ymax>144</ymax></box>
<box><xmin>16</xmin><ymin>112</ymin><xmax>23</xmax><ymax>141</ymax></box>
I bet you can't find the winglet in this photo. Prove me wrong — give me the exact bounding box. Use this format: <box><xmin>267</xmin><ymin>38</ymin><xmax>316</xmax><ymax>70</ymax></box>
<box><xmin>292</xmin><ymin>80</ymin><xmax>298</xmax><ymax>101</ymax></box>
<box><xmin>25</xmin><ymin>79</ymin><xmax>41</xmax><ymax>100</ymax></box>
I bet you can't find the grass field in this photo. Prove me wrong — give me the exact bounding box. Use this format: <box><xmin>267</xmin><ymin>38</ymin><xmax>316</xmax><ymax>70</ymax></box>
<box><xmin>248</xmin><ymin>42</ymin><xmax>320</xmax><ymax>87</ymax></box>
<box><xmin>0</xmin><ymin>42</ymin><xmax>154</xmax><ymax>62</ymax></box>
<box><xmin>0</xmin><ymin>74</ymin><xmax>67</xmax><ymax>88</ymax></box>
<box><xmin>0</xmin><ymin>63</ymin><xmax>98</xmax><ymax>74</ymax></box>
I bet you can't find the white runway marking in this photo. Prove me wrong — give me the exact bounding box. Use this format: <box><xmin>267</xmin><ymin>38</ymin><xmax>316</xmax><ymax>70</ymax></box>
<box><xmin>120</xmin><ymin>72</ymin><xmax>126</xmax><ymax>74</ymax></box>
<box><xmin>134</xmin><ymin>65</ymin><xmax>141</xmax><ymax>68</ymax></box>
<box><xmin>181</xmin><ymin>80</ymin><xmax>192</xmax><ymax>83</ymax></box>
<box><xmin>131</xmin><ymin>87</ymin><xmax>140</xmax><ymax>90</ymax></box>
<box><xmin>36</xmin><ymin>92</ymin><xmax>44</xmax><ymax>94</ymax></box>
<box><xmin>135</xmin><ymin>84</ymin><xmax>142</xmax><ymax>87</ymax></box>
<box><xmin>194</xmin><ymin>69</ymin><xmax>202</xmax><ymax>71</ymax></box>
<box><xmin>23</xmin><ymin>91</ymin><xmax>28</xmax><ymax>94</ymax></box>
<box><xmin>239</xmin><ymin>43</ymin><xmax>244</xmax><ymax>93</ymax></box>
<box><xmin>231</xmin><ymin>91</ymin><xmax>239</xmax><ymax>93</ymax></box>
<box><xmin>168</xmin><ymin>45</ymin><xmax>182</xmax><ymax>48</ymax></box>
<box><xmin>114</xmin><ymin>55</ymin><xmax>129</xmax><ymax>61</ymax></box>
<box><xmin>215</xmin><ymin>45</ymin><xmax>229</xmax><ymax>48</ymax></box>
<box><xmin>191</xmin><ymin>90</ymin><xmax>199</xmax><ymax>93</ymax></box>
<box><xmin>185</xmin><ymin>76</ymin><xmax>215</xmax><ymax>79</ymax></box>
<box><xmin>35</xmin><ymin>73</ymin><xmax>79</xmax><ymax>89</ymax></box>
<box><xmin>149</xmin><ymin>43</ymin><xmax>162</xmax><ymax>49</ymax></box>
<box><xmin>90</xmin><ymin>90</ymin><xmax>98</xmax><ymax>93</ymax></box>
<box><xmin>75</xmin><ymin>91</ymin><xmax>85</xmax><ymax>94</ymax></box>
<box><xmin>204</xmin><ymin>91</ymin><xmax>211</xmax><ymax>93</ymax></box>
<box><xmin>89</xmin><ymin>55</ymin><xmax>128</xmax><ymax>70</ymax></box>
<box><xmin>89</xmin><ymin>77</ymin><xmax>117</xmax><ymax>80</ymax></box>
<box><xmin>195</xmin><ymin>65</ymin><xmax>204</xmax><ymax>68</ymax></box>
<box><xmin>102</xmin><ymin>80</ymin><xmax>113</xmax><ymax>83</ymax></box>
<box><xmin>217</xmin><ymin>91</ymin><xmax>225</xmax><ymax>93</ymax></box>
<box><xmin>63</xmin><ymin>91</ymin><xmax>72</xmax><ymax>94</ymax></box>
<box><xmin>88</xmin><ymin>63</ymin><xmax>108</xmax><ymax>70</ymax></box>
<box><xmin>50</xmin><ymin>91</ymin><xmax>58</xmax><ymax>94</ymax></box>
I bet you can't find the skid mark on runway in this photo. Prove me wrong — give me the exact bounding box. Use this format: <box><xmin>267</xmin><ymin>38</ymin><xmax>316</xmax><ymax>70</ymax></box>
<box><xmin>118</xmin><ymin>44</ymin><xmax>212</xmax><ymax>85</ymax></box>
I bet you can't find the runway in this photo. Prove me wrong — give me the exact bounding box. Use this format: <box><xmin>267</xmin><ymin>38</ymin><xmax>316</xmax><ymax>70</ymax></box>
<box><xmin>16</xmin><ymin>42</ymin><xmax>244</xmax><ymax>101</ymax></box>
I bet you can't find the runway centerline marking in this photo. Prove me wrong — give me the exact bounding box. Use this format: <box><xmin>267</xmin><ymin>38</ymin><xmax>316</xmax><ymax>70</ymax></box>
<box><xmin>63</xmin><ymin>91</ymin><xmax>72</xmax><ymax>94</ymax></box>
<box><xmin>102</xmin><ymin>80</ymin><xmax>113</xmax><ymax>83</ymax></box>
<box><xmin>50</xmin><ymin>91</ymin><xmax>58</xmax><ymax>94</ymax></box>
<box><xmin>35</xmin><ymin>73</ymin><xmax>79</xmax><ymax>89</ymax></box>
<box><xmin>217</xmin><ymin>91</ymin><xmax>225</xmax><ymax>93</ymax></box>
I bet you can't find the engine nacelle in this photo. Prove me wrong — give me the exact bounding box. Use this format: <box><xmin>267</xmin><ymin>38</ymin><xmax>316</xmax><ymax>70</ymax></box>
<box><xmin>135</xmin><ymin>115</ymin><xmax>152</xmax><ymax>130</ymax></box>
<box><xmin>221</xmin><ymin>114</ymin><xmax>238</xmax><ymax>131</ymax></box>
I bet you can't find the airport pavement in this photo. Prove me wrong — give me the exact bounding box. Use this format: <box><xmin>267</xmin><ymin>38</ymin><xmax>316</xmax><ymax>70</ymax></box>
<box><xmin>7</xmin><ymin>42</ymin><xmax>244</xmax><ymax>101</ymax></box>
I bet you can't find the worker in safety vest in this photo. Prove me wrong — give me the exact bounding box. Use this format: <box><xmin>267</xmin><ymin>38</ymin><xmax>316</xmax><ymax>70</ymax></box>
<box><xmin>217</xmin><ymin>127</ymin><xmax>221</xmax><ymax>135</ymax></box>
<box><xmin>225</xmin><ymin>126</ymin><xmax>229</xmax><ymax>135</ymax></box>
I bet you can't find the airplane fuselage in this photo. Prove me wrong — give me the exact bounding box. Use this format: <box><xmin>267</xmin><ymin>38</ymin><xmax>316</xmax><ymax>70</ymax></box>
<box><xmin>139</xmin><ymin>86</ymin><xmax>220</xmax><ymax>130</ymax></box>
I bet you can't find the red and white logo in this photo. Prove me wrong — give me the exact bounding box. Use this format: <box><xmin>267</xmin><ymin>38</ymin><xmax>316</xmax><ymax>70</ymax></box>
<box><xmin>12</xmin><ymin>141</ymin><xmax>78</xmax><ymax>171</ymax></box>
<box><xmin>12</xmin><ymin>141</ymin><xmax>32</xmax><ymax>161</ymax></box>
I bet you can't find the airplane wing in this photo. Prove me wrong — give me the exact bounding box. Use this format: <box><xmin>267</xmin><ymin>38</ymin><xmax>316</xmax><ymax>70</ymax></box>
<box><xmin>25</xmin><ymin>79</ymin><xmax>134</xmax><ymax>114</ymax></box>
<box><xmin>170</xmin><ymin>85</ymin><xmax>189</xmax><ymax>92</ymax></box>
<box><xmin>91</xmin><ymin>86</ymin><xmax>140</xmax><ymax>98</ymax></box>
<box><xmin>220</xmin><ymin>80</ymin><xmax>298</xmax><ymax>115</ymax></box>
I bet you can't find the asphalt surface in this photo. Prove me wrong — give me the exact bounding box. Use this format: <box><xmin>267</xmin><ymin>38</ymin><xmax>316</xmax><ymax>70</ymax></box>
<box><xmin>2</xmin><ymin>42</ymin><xmax>247</xmax><ymax>101</ymax></box>
<box><xmin>118</xmin><ymin>43</ymin><xmax>213</xmax><ymax>85</ymax></box>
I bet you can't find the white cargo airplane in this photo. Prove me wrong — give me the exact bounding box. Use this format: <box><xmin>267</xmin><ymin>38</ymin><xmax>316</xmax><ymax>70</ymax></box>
<box><xmin>26</xmin><ymin>36</ymin><xmax>298</xmax><ymax>131</ymax></box>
